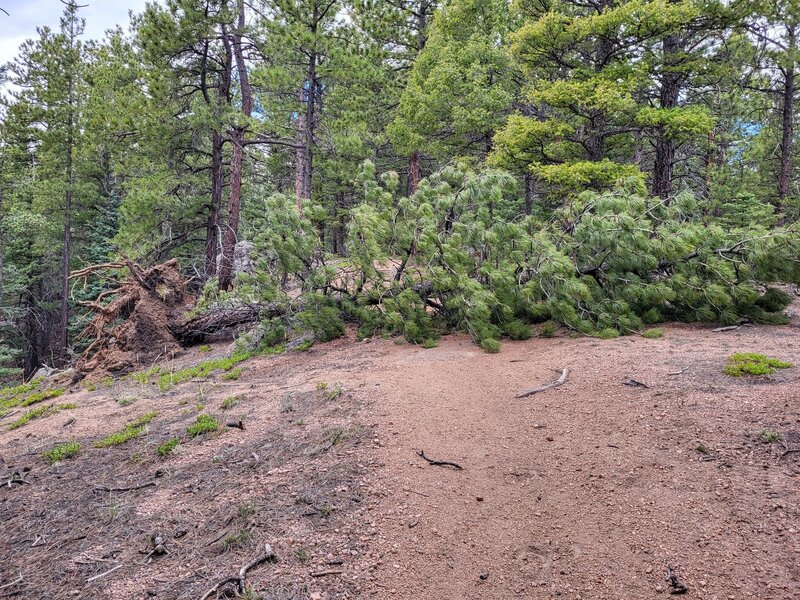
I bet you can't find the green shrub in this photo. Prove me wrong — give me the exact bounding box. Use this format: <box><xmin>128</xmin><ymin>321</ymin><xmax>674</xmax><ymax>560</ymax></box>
<box><xmin>221</xmin><ymin>396</ymin><xmax>243</xmax><ymax>410</ymax></box>
<box><xmin>724</xmin><ymin>353</ymin><xmax>791</xmax><ymax>377</ymax></box>
<box><xmin>198</xmin><ymin>345</ymin><xmax>212</xmax><ymax>353</ymax></box>
<box><xmin>539</xmin><ymin>321</ymin><xmax>557</xmax><ymax>338</ymax></box>
<box><xmin>755</xmin><ymin>287</ymin><xmax>792</xmax><ymax>313</ymax></box>
<box><xmin>43</xmin><ymin>441</ymin><xmax>80</xmax><ymax>465</ymax></box>
<box><xmin>503</xmin><ymin>319</ymin><xmax>532</xmax><ymax>340</ymax></box>
<box><xmin>222</xmin><ymin>368</ymin><xmax>242</xmax><ymax>381</ymax></box>
<box><xmin>479</xmin><ymin>338</ymin><xmax>501</xmax><ymax>353</ymax></box>
<box><xmin>187</xmin><ymin>414</ymin><xmax>219</xmax><ymax>437</ymax></box>
<box><xmin>94</xmin><ymin>411</ymin><xmax>157</xmax><ymax>447</ymax></box>
<box><xmin>421</xmin><ymin>338</ymin><xmax>438</xmax><ymax>349</ymax></box>
<box><xmin>157</xmin><ymin>437</ymin><xmax>181</xmax><ymax>457</ymax></box>
<box><xmin>757</xmin><ymin>430</ymin><xmax>781</xmax><ymax>443</ymax></box>
<box><xmin>158</xmin><ymin>354</ymin><xmax>249</xmax><ymax>391</ymax></box>
<box><xmin>299</xmin><ymin>304</ymin><xmax>345</xmax><ymax>343</ymax></box>
<box><xmin>20</xmin><ymin>387</ymin><xmax>65</xmax><ymax>407</ymax></box>
<box><xmin>7</xmin><ymin>402</ymin><xmax>75</xmax><ymax>430</ymax></box>
<box><xmin>643</xmin><ymin>328</ymin><xmax>664</xmax><ymax>339</ymax></box>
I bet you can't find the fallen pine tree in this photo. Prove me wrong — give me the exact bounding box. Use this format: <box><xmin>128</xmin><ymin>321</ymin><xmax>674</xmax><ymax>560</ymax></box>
<box><xmin>73</xmin><ymin>162</ymin><xmax>800</xmax><ymax>376</ymax></box>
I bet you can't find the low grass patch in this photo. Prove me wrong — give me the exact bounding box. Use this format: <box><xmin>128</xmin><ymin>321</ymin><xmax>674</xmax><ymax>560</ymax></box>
<box><xmin>222</xmin><ymin>367</ymin><xmax>242</xmax><ymax>381</ymax></box>
<box><xmin>20</xmin><ymin>387</ymin><xmax>65</xmax><ymax>407</ymax></box>
<box><xmin>157</xmin><ymin>354</ymin><xmax>249</xmax><ymax>391</ymax></box>
<box><xmin>222</xmin><ymin>529</ymin><xmax>252</xmax><ymax>550</ymax></box>
<box><xmin>221</xmin><ymin>396</ymin><xmax>243</xmax><ymax>410</ymax></box>
<box><xmin>94</xmin><ymin>411</ymin><xmax>157</xmax><ymax>448</ymax></box>
<box><xmin>187</xmin><ymin>414</ymin><xmax>220</xmax><ymax>437</ymax></box>
<box><xmin>724</xmin><ymin>353</ymin><xmax>792</xmax><ymax>377</ymax></box>
<box><xmin>757</xmin><ymin>429</ymin><xmax>781</xmax><ymax>443</ymax></box>
<box><xmin>129</xmin><ymin>365</ymin><xmax>162</xmax><ymax>385</ymax></box>
<box><xmin>157</xmin><ymin>437</ymin><xmax>181</xmax><ymax>457</ymax></box>
<box><xmin>7</xmin><ymin>402</ymin><xmax>76</xmax><ymax>430</ymax></box>
<box><xmin>643</xmin><ymin>328</ymin><xmax>664</xmax><ymax>339</ymax></box>
<box><xmin>43</xmin><ymin>441</ymin><xmax>80</xmax><ymax>465</ymax></box>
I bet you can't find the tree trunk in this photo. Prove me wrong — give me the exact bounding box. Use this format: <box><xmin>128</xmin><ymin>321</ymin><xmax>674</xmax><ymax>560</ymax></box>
<box><xmin>295</xmin><ymin>3</ymin><xmax>320</xmax><ymax>210</ymax></box>
<box><xmin>778</xmin><ymin>29</ymin><xmax>795</xmax><ymax>205</ymax></box>
<box><xmin>204</xmin><ymin>131</ymin><xmax>224</xmax><ymax>278</ymax></box>
<box><xmin>58</xmin><ymin>22</ymin><xmax>77</xmax><ymax>367</ymax></box>
<box><xmin>409</xmin><ymin>151</ymin><xmax>421</xmax><ymax>193</ymax></box>
<box><xmin>523</xmin><ymin>174</ymin><xmax>534</xmax><ymax>216</ymax></box>
<box><xmin>218</xmin><ymin>0</ymin><xmax>254</xmax><ymax>291</ymax></box>
<box><xmin>653</xmin><ymin>33</ymin><xmax>682</xmax><ymax>199</ymax></box>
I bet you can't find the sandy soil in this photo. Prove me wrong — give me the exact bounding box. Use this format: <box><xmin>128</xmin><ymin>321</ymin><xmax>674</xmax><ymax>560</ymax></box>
<box><xmin>1</xmin><ymin>316</ymin><xmax>799</xmax><ymax>599</ymax></box>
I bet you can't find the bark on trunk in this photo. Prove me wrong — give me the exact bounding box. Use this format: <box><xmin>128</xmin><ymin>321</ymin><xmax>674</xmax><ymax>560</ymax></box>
<box><xmin>653</xmin><ymin>33</ymin><xmax>682</xmax><ymax>199</ymax></box>
<box><xmin>204</xmin><ymin>132</ymin><xmax>224</xmax><ymax>278</ymax></box>
<box><xmin>778</xmin><ymin>30</ymin><xmax>795</xmax><ymax>205</ymax></box>
<box><xmin>295</xmin><ymin>4</ymin><xmax>319</xmax><ymax>210</ymax></box>
<box><xmin>523</xmin><ymin>174</ymin><xmax>534</xmax><ymax>216</ymax></box>
<box><xmin>218</xmin><ymin>0</ymin><xmax>254</xmax><ymax>291</ymax></box>
<box><xmin>409</xmin><ymin>151</ymin><xmax>421</xmax><ymax>193</ymax></box>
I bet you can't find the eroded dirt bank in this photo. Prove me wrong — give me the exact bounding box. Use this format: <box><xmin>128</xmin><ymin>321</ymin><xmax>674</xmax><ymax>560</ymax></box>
<box><xmin>1</xmin><ymin>322</ymin><xmax>799</xmax><ymax>599</ymax></box>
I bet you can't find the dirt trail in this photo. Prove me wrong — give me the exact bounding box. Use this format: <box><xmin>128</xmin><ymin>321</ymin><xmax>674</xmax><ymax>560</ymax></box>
<box><xmin>1</xmin><ymin>322</ymin><xmax>799</xmax><ymax>599</ymax></box>
<box><xmin>360</xmin><ymin>327</ymin><xmax>800</xmax><ymax>599</ymax></box>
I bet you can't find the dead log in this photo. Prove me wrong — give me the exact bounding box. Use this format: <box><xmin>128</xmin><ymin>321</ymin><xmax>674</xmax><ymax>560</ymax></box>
<box><xmin>516</xmin><ymin>368</ymin><xmax>570</xmax><ymax>398</ymax></box>
<box><xmin>170</xmin><ymin>303</ymin><xmax>283</xmax><ymax>345</ymax></box>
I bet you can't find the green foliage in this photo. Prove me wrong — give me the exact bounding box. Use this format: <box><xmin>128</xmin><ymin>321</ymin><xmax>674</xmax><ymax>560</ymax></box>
<box><xmin>43</xmin><ymin>441</ymin><xmax>81</xmax><ymax>465</ymax></box>
<box><xmin>157</xmin><ymin>437</ymin><xmax>181</xmax><ymax>457</ymax></box>
<box><xmin>7</xmin><ymin>402</ymin><xmax>76</xmax><ymax>430</ymax></box>
<box><xmin>757</xmin><ymin>430</ymin><xmax>781</xmax><ymax>443</ymax></box>
<box><xmin>94</xmin><ymin>411</ymin><xmax>157</xmax><ymax>447</ymax></box>
<box><xmin>222</xmin><ymin>368</ymin><xmax>242</xmax><ymax>381</ymax></box>
<box><xmin>724</xmin><ymin>353</ymin><xmax>792</xmax><ymax>377</ymax></box>
<box><xmin>643</xmin><ymin>328</ymin><xmax>664</xmax><ymax>339</ymax></box>
<box><xmin>158</xmin><ymin>354</ymin><xmax>249</xmax><ymax>391</ymax></box>
<box><xmin>187</xmin><ymin>414</ymin><xmax>219</xmax><ymax>437</ymax></box>
<box><xmin>539</xmin><ymin>321</ymin><xmax>558</xmax><ymax>338</ymax></box>
<box><xmin>221</xmin><ymin>396</ymin><xmax>243</xmax><ymax>410</ymax></box>
<box><xmin>298</xmin><ymin>302</ymin><xmax>346</xmax><ymax>343</ymax></box>
<box><xmin>20</xmin><ymin>388</ymin><xmax>65</xmax><ymax>407</ymax></box>
<box><xmin>198</xmin><ymin>345</ymin><xmax>212</xmax><ymax>353</ymax></box>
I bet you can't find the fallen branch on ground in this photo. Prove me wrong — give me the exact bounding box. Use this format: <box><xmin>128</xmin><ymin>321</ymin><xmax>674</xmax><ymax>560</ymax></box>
<box><xmin>623</xmin><ymin>379</ymin><xmax>650</xmax><ymax>388</ymax></box>
<box><xmin>94</xmin><ymin>481</ymin><xmax>156</xmax><ymax>493</ymax></box>
<box><xmin>86</xmin><ymin>564</ymin><xmax>123</xmax><ymax>583</ymax></box>
<box><xmin>199</xmin><ymin>544</ymin><xmax>277</xmax><ymax>600</ymax></box>
<box><xmin>5</xmin><ymin>472</ymin><xmax>30</xmax><ymax>487</ymax></box>
<box><xmin>667</xmin><ymin>366</ymin><xmax>690</xmax><ymax>376</ymax></box>
<box><xmin>712</xmin><ymin>325</ymin><xmax>739</xmax><ymax>332</ymax></box>
<box><xmin>0</xmin><ymin>574</ymin><xmax>23</xmax><ymax>590</ymax></box>
<box><xmin>780</xmin><ymin>439</ymin><xmax>800</xmax><ymax>459</ymax></box>
<box><xmin>416</xmin><ymin>449</ymin><xmax>463</xmax><ymax>470</ymax></box>
<box><xmin>516</xmin><ymin>368</ymin><xmax>570</xmax><ymax>398</ymax></box>
<box><xmin>311</xmin><ymin>570</ymin><xmax>343</xmax><ymax>577</ymax></box>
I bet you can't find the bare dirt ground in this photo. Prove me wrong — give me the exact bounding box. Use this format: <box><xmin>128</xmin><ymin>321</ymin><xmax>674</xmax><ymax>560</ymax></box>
<box><xmin>2</xmin><ymin>308</ymin><xmax>800</xmax><ymax>599</ymax></box>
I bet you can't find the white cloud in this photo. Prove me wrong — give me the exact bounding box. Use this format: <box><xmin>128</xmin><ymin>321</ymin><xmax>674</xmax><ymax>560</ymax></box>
<box><xmin>0</xmin><ymin>0</ymin><xmax>153</xmax><ymax>65</ymax></box>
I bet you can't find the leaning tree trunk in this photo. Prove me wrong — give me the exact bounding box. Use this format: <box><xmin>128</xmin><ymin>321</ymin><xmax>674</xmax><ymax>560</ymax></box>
<box><xmin>218</xmin><ymin>0</ymin><xmax>254</xmax><ymax>291</ymax></box>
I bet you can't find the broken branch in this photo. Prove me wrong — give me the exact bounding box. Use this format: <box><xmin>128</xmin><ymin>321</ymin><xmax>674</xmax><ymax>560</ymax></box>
<box><xmin>199</xmin><ymin>544</ymin><xmax>277</xmax><ymax>600</ymax></box>
<box><xmin>516</xmin><ymin>367</ymin><xmax>570</xmax><ymax>398</ymax></box>
<box><xmin>416</xmin><ymin>449</ymin><xmax>463</xmax><ymax>470</ymax></box>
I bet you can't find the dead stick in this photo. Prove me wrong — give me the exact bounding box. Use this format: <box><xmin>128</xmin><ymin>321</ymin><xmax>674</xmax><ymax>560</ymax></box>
<box><xmin>95</xmin><ymin>481</ymin><xmax>156</xmax><ymax>492</ymax></box>
<box><xmin>199</xmin><ymin>544</ymin><xmax>276</xmax><ymax>600</ymax></box>
<box><xmin>712</xmin><ymin>325</ymin><xmax>739</xmax><ymax>332</ymax></box>
<box><xmin>311</xmin><ymin>570</ymin><xmax>343</xmax><ymax>577</ymax></box>
<box><xmin>86</xmin><ymin>564</ymin><xmax>123</xmax><ymax>583</ymax></box>
<box><xmin>667</xmin><ymin>366</ymin><xmax>690</xmax><ymax>376</ymax></box>
<box><xmin>0</xmin><ymin>574</ymin><xmax>23</xmax><ymax>590</ymax></box>
<box><xmin>516</xmin><ymin>368</ymin><xmax>570</xmax><ymax>398</ymax></box>
<box><xmin>417</xmin><ymin>450</ymin><xmax>463</xmax><ymax>470</ymax></box>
